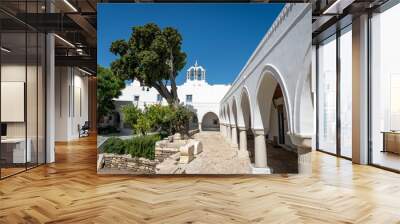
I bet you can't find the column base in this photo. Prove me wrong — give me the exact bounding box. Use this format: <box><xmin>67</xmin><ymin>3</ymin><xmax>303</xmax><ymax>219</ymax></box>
<box><xmin>238</xmin><ymin>150</ymin><xmax>249</xmax><ymax>159</ymax></box>
<box><xmin>289</xmin><ymin>133</ymin><xmax>312</xmax><ymax>175</ymax></box>
<box><xmin>250</xmin><ymin>164</ymin><xmax>272</xmax><ymax>174</ymax></box>
<box><xmin>297</xmin><ymin>147</ymin><xmax>312</xmax><ymax>175</ymax></box>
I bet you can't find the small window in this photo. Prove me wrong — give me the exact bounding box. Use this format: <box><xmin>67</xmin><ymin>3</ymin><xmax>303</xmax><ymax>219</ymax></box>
<box><xmin>186</xmin><ymin>95</ymin><xmax>192</xmax><ymax>103</ymax></box>
<box><xmin>157</xmin><ymin>94</ymin><xmax>162</xmax><ymax>102</ymax></box>
<box><xmin>134</xmin><ymin>95</ymin><xmax>140</xmax><ymax>102</ymax></box>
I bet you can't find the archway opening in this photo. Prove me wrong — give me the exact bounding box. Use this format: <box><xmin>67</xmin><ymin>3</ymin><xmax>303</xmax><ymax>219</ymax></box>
<box><xmin>256</xmin><ymin>72</ymin><xmax>298</xmax><ymax>173</ymax></box>
<box><xmin>231</xmin><ymin>99</ymin><xmax>239</xmax><ymax>148</ymax></box>
<box><xmin>240</xmin><ymin>89</ymin><xmax>255</xmax><ymax>163</ymax></box>
<box><xmin>201</xmin><ymin>112</ymin><xmax>220</xmax><ymax>131</ymax></box>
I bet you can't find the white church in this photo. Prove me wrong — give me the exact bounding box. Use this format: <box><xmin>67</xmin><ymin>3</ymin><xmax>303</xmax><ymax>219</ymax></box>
<box><xmin>113</xmin><ymin>61</ymin><xmax>231</xmax><ymax>131</ymax></box>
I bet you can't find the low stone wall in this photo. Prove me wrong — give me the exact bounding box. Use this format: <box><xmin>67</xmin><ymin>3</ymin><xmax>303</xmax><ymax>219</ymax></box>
<box><xmin>102</xmin><ymin>153</ymin><xmax>156</xmax><ymax>174</ymax></box>
<box><xmin>155</xmin><ymin>139</ymin><xmax>188</xmax><ymax>151</ymax></box>
<box><xmin>155</xmin><ymin>139</ymin><xmax>187</xmax><ymax>162</ymax></box>
<box><xmin>155</xmin><ymin>150</ymin><xmax>178</xmax><ymax>162</ymax></box>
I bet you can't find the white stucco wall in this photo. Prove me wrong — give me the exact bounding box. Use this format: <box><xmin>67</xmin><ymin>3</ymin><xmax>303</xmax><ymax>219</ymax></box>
<box><xmin>115</xmin><ymin>71</ymin><xmax>230</xmax><ymax>124</ymax></box>
<box><xmin>220</xmin><ymin>3</ymin><xmax>313</xmax><ymax>147</ymax></box>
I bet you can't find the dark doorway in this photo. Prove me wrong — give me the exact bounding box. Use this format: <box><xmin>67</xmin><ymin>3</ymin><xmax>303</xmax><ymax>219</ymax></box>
<box><xmin>277</xmin><ymin>106</ymin><xmax>285</xmax><ymax>145</ymax></box>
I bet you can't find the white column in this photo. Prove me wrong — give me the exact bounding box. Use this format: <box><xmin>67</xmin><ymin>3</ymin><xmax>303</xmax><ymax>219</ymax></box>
<box><xmin>289</xmin><ymin>134</ymin><xmax>312</xmax><ymax>175</ymax></box>
<box><xmin>46</xmin><ymin>32</ymin><xmax>55</xmax><ymax>163</ymax></box>
<box><xmin>352</xmin><ymin>14</ymin><xmax>369</xmax><ymax>164</ymax></box>
<box><xmin>227</xmin><ymin>124</ymin><xmax>232</xmax><ymax>142</ymax></box>
<box><xmin>231</xmin><ymin>126</ymin><xmax>239</xmax><ymax>149</ymax></box>
<box><xmin>239</xmin><ymin>127</ymin><xmax>247</xmax><ymax>152</ymax></box>
<box><xmin>198</xmin><ymin>122</ymin><xmax>202</xmax><ymax>132</ymax></box>
<box><xmin>238</xmin><ymin>127</ymin><xmax>248</xmax><ymax>156</ymax></box>
<box><xmin>253</xmin><ymin>129</ymin><xmax>267</xmax><ymax>168</ymax></box>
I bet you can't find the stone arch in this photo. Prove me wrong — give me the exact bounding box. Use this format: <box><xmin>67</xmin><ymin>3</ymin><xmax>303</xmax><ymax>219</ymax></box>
<box><xmin>239</xmin><ymin>87</ymin><xmax>255</xmax><ymax>162</ymax></box>
<box><xmin>225</xmin><ymin>103</ymin><xmax>232</xmax><ymax>141</ymax></box>
<box><xmin>254</xmin><ymin>64</ymin><xmax>292</xmax><ymax>134</ymax></box>
<box><xmin>221</xmin><ymin>106</ymin><xmax>225</xmax><ymax>123</ymax></box>
<box><xmin>231</xmin><ymin>97</ymin><xmax>240</xmax><ymax>147</ymax></box>
<box><xmin>226</xmin><ymin>104</ymin><xmax>231</xmax><ymax>125</ymax></box>
<box><xmin>231</xmin><ymin>97</ymin><xmax>238</xmax><ymax>127</ymax></box>
<box><xmin>201</xmin><ymin>112</ymin><xmax>220</xmax><ymax>131</ymax></box>
<box><xmin>240</xmin><ymin>86</ymin><xmax>252</xmax><ymax>130</ymax></box>
<box><xmin>294</xmin><ymin>65</ymin><xmax>313</xmax><ymax>136</ymax></box>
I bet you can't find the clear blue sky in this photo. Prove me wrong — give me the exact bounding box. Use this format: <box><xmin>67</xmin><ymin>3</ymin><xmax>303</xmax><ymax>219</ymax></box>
<box><xmin>98</xmin><ymin>3</ymin><xmax>284</xmax><ymax>85</ymax></box>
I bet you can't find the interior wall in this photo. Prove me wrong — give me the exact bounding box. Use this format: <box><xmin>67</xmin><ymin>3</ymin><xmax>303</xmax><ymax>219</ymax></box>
<box><xmin>1</xmin><ymin>64</ymin><xmax>27</xmax><ymax>138</ymax></box>
<box><xmin>55</xmin><ymin>67</ymin><xmax>89</xmax><ymax>141</ymax></box>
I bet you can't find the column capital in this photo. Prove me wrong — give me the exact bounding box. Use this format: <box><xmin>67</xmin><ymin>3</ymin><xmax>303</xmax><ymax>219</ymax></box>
<box><xmin>288</xmin><ymin>133</ymin><xmax>312</xmax><ymax>149</ymax></box>
<box><xmin>252</xmin><ymin>128</ymin><xmax>266</xmax><ymax>136</ymax></box>
<box><xmin>237</xmin><ymin>126</ymin><xmax>247</xmax><ymax>131</ymax></box>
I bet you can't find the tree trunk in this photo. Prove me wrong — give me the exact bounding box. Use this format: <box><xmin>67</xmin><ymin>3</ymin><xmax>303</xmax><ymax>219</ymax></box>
<box><xmin>169</xmin><ymin>51</ymin><xmax>179</xmax><ymax>104</ymax></box>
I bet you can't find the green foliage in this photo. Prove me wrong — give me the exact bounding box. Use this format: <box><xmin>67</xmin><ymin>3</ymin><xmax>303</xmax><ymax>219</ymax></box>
<box><xmin>170</xmin><ymin>105</ymin><xmax>194</xmax><ymax>136</ymax></box>
<box><xmin>134</xmin><ymin>114</ymin><xmax>152</xmax><ymax>136</ymax></box>
<box><xmin>102</xmin><ymin>135</ymin><xmax>161</xmax><ymax>160</ymax></box>
<box><xmin>103</xmin><ymin>137</ymin><xmax>126</xmax><ymax>154</ymax></box>
<box><xmin>97</xmin><ymin>65</ymin><xmax>125</xmax><ymax>121</ymax></box>
<box><xmin>141</xmin><ymin>104</ymin><xmax>193</xmax><ymax>136</ymax></box>
<box><xmin>110</xmin><ymin>23</ymin><xmax>187</xmax><ymax>105</ymax></box>
<box><xmin>121</xmin><ymin>104</ymin><xmax>142</xmax><ymax>130</ymax></box>
<box><xmin>125</xmin><ymin>134</ymin><xmax>161</xmax><ymax>160</ymax></box>
<box><xmin>144</xmin><ymin>104</ymin><xmax>175</xmax><ymax>133</ymax></box>
<box><xmin>120</xmin><ymin>103</ymin><xmax>194</xmax><ymax>136</ymax></box>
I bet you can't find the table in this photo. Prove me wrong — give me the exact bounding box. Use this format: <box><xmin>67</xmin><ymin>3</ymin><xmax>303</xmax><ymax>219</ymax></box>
<box><xmin>1</xmin><ymin>138</ymin><xmax>31</xmax><ymax>163</ymax></box>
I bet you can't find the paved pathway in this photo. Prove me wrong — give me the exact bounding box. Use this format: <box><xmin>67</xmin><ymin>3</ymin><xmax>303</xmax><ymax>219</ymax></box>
<box><xmin>183</xmin><ymin>131</ymin><xmax>252</xmax><ymax>174</ymax></box>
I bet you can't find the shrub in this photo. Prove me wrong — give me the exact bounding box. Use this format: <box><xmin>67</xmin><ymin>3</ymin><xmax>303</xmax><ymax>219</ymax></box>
<box><xmin>171</xmin><ymin>105</ymin><xmax>194</xmax><ymax>136</ymax></box>
<box><xmin>134</xmin><ymin>114</ymin><xmax>152</xmax><ymax>136</ymax></box>
<box><xmin>121</xmin><ymin>104</ymin><xmax>195</xmax><ymax>137</ymax></box>
<box><xmin>102</xmin><ymin>137</ymin><xmax>126</xmax><ymax>154</ymax></box>
<box><xmin>121</xmin><ymin>104</ymin><xmax>142</xmax><ymax>131</ymax></box>
<box><xmin>102</xmin><ymin>135</ymin><xmax>161</xmax><ymax>160</ymax></box>
<box><xmin>125</xmin><ymin>134</ymin><xmax>160</xmax><ymax>160</ymax></box>
<box><xmin>144</xmin><ymin>104</ymin><xmax>175</xmax><ymax>133</ymax></box>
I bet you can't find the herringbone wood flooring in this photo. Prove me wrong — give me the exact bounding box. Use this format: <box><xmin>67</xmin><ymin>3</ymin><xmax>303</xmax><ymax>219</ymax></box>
<box><xmin>1</xmin><ymin>135</ymin><xmax>400</xmax><ymax>223</ymax></box>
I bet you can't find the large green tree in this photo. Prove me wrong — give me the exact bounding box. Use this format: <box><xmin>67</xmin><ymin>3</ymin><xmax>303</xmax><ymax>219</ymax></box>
<box><xmin>110</xmin><ymin>23</ymin><xmax>187</xmax><ymax>105</ymax></box>
<box><xmin>97</xmin><ymin>65</ymin><xmax>125</xmax><ymax>122</ymax></box>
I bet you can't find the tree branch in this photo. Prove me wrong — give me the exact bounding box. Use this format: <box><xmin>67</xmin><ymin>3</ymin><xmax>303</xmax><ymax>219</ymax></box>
<box><xmin>154</xmin><ymin>82</ymin><xmax>173</xmax><ymax>104</ymax></box>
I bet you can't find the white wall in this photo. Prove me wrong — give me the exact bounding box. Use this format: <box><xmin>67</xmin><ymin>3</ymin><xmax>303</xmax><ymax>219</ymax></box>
<box><xmin>55</xmin><ymin>67</ymin><xmax>89</xmax><ymax>141</ymax></box>
<box><xmin>115</xmin><ymin>78</ymin><xmax>230</xmax><ymax>125</ymax></box>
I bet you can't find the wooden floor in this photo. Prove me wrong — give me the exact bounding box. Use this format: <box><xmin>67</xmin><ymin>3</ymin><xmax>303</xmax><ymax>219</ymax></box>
<box><xmin>1</xmin><ymin>135</ymin><xmax>400</xmax><ymax>223</ymax></box>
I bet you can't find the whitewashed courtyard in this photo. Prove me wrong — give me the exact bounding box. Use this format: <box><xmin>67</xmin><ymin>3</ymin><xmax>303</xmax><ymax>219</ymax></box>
<box><xmin>157</xmin><ymin>131</ymin><xmax>252</xmax><ymax>174</ymax></box>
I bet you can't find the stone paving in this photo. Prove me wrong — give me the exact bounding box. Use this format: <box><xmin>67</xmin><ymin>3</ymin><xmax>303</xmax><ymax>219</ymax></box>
<box><xmin>156</xmin><ymin>131</ymin><xmax>252</xmax><ymax>174</ymax></box>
